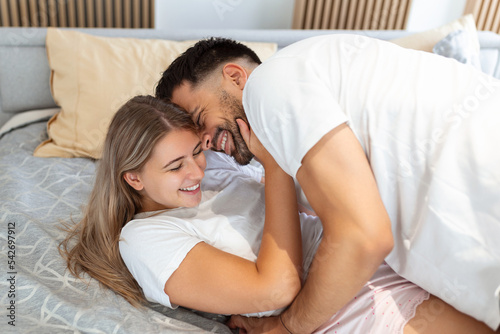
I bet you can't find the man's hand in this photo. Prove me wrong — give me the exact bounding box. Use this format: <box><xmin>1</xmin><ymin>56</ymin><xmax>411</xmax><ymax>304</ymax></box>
<box><xmin>227</xmin><ymin>315</ymin><xmax>289</xmax><ymax>334</ymax></box>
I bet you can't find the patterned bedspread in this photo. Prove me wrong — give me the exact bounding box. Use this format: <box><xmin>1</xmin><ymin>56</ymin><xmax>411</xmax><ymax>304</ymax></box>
<box><xmin>0</xmin><ymin>122</ymin><xmax>231</xmax><ymax>333</ymax></box>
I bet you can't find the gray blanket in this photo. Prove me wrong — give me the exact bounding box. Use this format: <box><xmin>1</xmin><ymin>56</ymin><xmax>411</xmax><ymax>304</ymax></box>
<box><xmin>0</xmin><ymin>122</ymin><xmax>231</xmax><ymax>333</ymax></box>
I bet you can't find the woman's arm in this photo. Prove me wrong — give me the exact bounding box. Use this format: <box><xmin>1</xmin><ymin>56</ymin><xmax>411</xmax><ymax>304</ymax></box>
<box><xmin>163</xmin><ymin>120</ymin><xmax>302</xmax><ymax>315</ymax></box>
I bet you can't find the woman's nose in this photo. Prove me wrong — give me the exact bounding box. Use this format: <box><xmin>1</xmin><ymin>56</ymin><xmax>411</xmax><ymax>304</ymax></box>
<box><xmin>190</xmin><ymin>160</ymin><xmax>205</xmax><ymax>179</ymax></box>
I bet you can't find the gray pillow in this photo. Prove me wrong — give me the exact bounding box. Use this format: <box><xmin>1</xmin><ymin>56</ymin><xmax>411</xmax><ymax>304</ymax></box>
<box><xmin>433</xmin><ymin>29</ymin><xmax>482</xmax><ymax>70</ymax></box>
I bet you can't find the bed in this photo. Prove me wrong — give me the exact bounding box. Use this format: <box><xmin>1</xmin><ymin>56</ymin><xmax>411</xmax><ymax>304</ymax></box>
<box><xmin>1</xmin><ymin>17</ymin><xmax>500</xmax><ymax>333</ymax></box>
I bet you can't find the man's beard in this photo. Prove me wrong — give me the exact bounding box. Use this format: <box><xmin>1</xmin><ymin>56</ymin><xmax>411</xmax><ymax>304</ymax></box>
<box><xmin>214</xmin><ymin>119</ymin><xmax>254</xmax><ymax>165</ymax></box>
<box><xmin>216</xmin><ymin>90</ymin><xmax>254</xmax><ymax>165</ymax></box>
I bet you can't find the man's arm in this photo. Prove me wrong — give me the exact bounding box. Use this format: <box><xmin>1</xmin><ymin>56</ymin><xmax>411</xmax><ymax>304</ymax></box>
<box><xmin>229</xmin><ymin>123</ymin><xmax>393</xmax><ymax>333</ymax></box>
<box><xmin>282</xmin><ymin>123</ymin><xmax>393</xmax><ymax>332</ymax></box>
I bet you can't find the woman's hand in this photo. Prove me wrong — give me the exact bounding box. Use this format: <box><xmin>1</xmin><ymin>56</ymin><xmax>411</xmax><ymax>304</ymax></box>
<box><xmin>236</xmin><ymin>119</ymin><xmax>276</xmax><ymax>169</ymax></box>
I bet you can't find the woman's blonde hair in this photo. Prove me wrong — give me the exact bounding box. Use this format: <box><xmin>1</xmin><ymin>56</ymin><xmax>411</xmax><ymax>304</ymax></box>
<box><xmin>59</xmin><ymin>95</ymin><xmax>197</xmax><ymax>307</ymax></box>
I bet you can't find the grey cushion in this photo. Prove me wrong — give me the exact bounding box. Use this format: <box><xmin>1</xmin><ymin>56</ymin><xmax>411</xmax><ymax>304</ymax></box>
<box><xmin>433</xmin><ymin>29</ymin><xmax>482</xmax><ymax>69</ymax></box>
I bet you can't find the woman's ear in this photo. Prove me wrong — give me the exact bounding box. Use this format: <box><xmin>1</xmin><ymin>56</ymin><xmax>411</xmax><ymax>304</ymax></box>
<box><xmin>222</xmin><ymin>63</ymin><xmax>248</xmax><ymax>90</ymax></box>
<box><xmin>123</xmin><ymin>172</ymin><xmax>144</xmax><ymax>191</ymax></box>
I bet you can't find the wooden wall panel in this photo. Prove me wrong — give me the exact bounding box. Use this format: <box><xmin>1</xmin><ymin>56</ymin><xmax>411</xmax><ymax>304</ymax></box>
<box><xmin>465</xmin><ymin>0</ymin><xmax>500</xmax><ymax>33</ymax></box>
<box><xmin>292</xmin><ymin>0</ymin><xmax>412</xmax><ymax>30</ymax></box>
<box><xmin>0</xmin><ymin>0</ymin><xmax>155</xmax><ymax>28</ymax></box>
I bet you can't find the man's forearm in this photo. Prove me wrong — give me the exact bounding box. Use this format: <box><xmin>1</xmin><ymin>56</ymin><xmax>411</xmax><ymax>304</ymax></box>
<box><xmin>280</xmin><ymin>234</ymin><xmax>387</xmax><ymax>333</ymax></box>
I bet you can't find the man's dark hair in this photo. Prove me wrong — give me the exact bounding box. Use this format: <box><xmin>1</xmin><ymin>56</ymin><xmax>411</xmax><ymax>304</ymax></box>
<box><xmin>155</xmin><ymin>37</ymin><xmax>262</xmax><ymax>100</ymax></box>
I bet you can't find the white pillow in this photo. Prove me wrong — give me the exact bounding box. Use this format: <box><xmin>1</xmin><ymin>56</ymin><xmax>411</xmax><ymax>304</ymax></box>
<box><xmin>0</xmin><ymin>108</ymin><xmax>59</xmax><ymax>138</ymax></box>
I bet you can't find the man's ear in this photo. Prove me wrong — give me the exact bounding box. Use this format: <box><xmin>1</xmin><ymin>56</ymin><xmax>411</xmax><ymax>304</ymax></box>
<box><xmin>123</xmin><ymin>172</ymin><xmax>144</xmax><ymax>191</ymax></box>
<box><xmin>222</xmin><ymin>63</ymin><xmax>248</xmax><ymax>89</ymax></box>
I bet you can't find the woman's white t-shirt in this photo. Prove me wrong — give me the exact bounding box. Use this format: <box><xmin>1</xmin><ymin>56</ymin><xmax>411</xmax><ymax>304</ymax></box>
<box><xmin>119</xmin><ymin>151</ymin><xmax>322</xmax><ymax>317</ymax></box>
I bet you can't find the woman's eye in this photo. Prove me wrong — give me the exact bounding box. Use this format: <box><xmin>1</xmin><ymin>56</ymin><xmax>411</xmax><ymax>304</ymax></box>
<box><xmin>169</xmin><ymin>164</ymin><xmax>183</xmax><ymax>172</ymax></box>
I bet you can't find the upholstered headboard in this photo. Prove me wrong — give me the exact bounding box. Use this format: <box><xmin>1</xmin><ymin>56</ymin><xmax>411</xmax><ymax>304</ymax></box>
<box><xmin>1</xmin><ymin>27</ymin><xmax>500</xmax><ymax>128</ymax></box>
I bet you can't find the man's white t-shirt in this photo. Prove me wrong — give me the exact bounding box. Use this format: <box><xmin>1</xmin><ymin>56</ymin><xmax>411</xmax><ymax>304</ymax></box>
<box><xmin>119</xmin><ymin>151</ymin><xmax>322</xmax><ymax>317</ymax></box>
<box><xmin>243</xmin><ymin>34</ymin><xmax>500</xmax><ymax>329</ymax></box>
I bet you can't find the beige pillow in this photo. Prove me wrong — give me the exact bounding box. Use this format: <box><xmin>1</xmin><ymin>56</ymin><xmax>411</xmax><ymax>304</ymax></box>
<box><xmin>391</xmin><ymin>14</ymin><xmax>479</xmax><ymax>52</ymax></box>
<box><xmin>34</xmin><ymin>28</ymin><xmax>277</xmax><ymax>159</ymax></box>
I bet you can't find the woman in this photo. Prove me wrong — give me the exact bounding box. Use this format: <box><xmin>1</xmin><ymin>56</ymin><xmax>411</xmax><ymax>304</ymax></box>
<box><xmin>60</xmin><ymin>95</ymin><xmax>301</xmax><ymax>314</ymax></box>
<box><xmin>60</xmin><ymin>95</ymin><xmax>495</xmax><ymax>333</ymax></box>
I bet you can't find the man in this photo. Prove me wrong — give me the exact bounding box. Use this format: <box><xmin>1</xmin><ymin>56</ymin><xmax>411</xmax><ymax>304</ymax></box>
<box><xmin>155</xmin><ymin>35</ymin><xmax>500</xmax><ymax>332</ymax></box>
